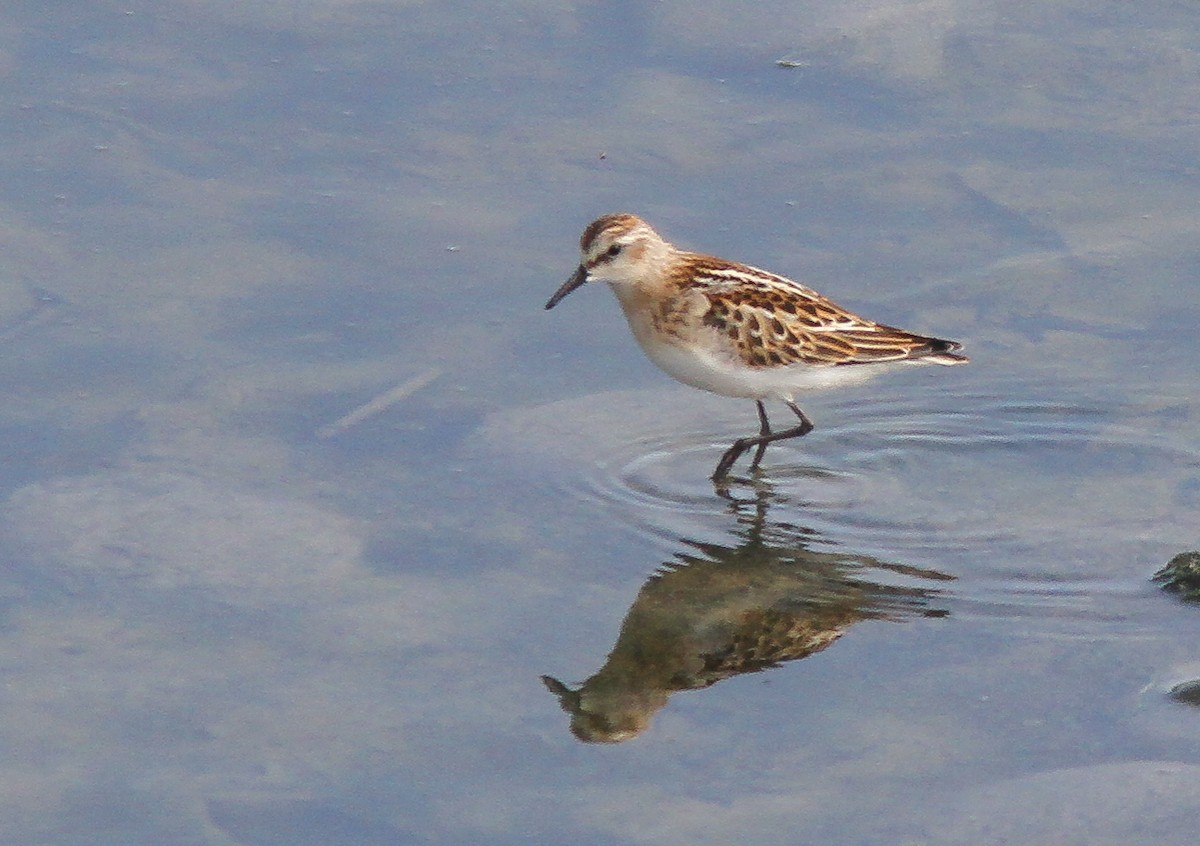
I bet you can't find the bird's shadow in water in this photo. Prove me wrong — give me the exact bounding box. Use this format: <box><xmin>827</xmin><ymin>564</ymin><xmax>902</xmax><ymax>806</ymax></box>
<box><xmin>542</xmin><ymin>478</ymin><xmax>955</xmax><ymax>743</ymax></box>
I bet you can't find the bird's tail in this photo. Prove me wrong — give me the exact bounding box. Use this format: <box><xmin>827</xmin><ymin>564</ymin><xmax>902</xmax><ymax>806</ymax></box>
<box><xmin>922</xmin><ymin>338</ymin><xmax>969</xmax><ymax>365</ymax></box>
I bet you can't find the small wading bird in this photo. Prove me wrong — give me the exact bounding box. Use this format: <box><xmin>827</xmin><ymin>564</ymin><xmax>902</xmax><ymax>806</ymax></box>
<box><xmin>545</xmin><ymin>214</ymin><xmax>968</xmax><ymax>481</ymax></box>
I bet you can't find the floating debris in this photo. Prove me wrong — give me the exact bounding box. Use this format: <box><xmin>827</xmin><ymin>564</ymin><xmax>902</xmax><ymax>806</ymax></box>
<box><xmin>316</xmin><ymin>368</ymin><xmax>440</xmax><ymax>438</ymax></box>
<box><xmin>1152</xmin><ymin>551</ymin><xmax>1200</xmax><ymax>601</ymax></box>
<box><xmin>1169</xmin><ymin>679</ymin><xmax>1200</xmax><ymax>707</ymax></box>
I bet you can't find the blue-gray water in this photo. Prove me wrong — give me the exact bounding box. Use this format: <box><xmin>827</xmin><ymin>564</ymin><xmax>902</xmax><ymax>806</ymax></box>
<box><xmin>2</xmin><ymin>2</ymin><xmax>1199</xmax><ymax>844</ymax></box>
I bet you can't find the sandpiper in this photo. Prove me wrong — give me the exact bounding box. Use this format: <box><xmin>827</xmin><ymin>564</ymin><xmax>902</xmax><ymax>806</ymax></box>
<box><xmin>545</xmin><ymin>214</ymin><xmax>967</xmax><ymax>481</ymax></box>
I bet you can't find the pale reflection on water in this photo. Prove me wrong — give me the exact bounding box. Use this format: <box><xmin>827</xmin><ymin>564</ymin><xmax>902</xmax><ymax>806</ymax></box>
<box><xmin>543</xmin><ymin>484</ymin><xmax>952</xmax><ymax>742</ymax></box>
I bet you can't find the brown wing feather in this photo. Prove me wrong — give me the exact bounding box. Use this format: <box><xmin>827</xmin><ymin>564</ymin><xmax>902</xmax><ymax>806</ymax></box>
<box><xmin>682</xmin><ymin>256</ymin><xmax>966</xmax><ymax>369</ymax></box>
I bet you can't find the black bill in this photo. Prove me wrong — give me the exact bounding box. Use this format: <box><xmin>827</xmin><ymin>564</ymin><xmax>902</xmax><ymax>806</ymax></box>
<box><xmin>544</xmin><ymin>265</ymin><xmax>588</xmax><ymax>310</ymax></box>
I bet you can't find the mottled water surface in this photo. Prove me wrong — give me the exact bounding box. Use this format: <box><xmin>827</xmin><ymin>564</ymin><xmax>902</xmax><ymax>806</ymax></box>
<box><xmin>2</xmin><ymin>2</ymin><xmax>1199</xmax><ymax>844</ymax></box>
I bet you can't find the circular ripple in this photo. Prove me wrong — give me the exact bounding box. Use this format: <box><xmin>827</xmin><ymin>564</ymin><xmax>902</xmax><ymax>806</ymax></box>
<box><xmin>491</xmin><ymin>383</ymin><xmax>1200</xmax><ymax>627</ymax></box>
<box><xmin>573</xmin><ymin>429</ymin><xmax>740</xmax><ymax>544</ymax></box>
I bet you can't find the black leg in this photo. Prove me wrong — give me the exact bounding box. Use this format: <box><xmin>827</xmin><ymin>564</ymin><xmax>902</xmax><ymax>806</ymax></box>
<box><xmin>711</xmin><ymin>401</ymin><xmax>814</xmax><ymax>481</ymax></box>
<box><xmin>784</xmin><ymin>401</ymin><xmax>815</xmax><ymax>438</ymax></box>
<box><xmin>749</xmin><ymin>400</ymin><xmax>771</xmax><ymax>469</ymax></box>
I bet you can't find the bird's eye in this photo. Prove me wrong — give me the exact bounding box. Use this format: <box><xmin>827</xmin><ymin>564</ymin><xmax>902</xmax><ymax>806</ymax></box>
<box><xmin>605</xmin><ymin>244</ymin><xmax>622</xmax><ymax>258</ymax></box>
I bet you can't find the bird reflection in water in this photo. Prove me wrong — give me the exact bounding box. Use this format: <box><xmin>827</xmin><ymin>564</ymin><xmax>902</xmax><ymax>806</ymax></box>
<box><xmin>542</xmin><ymin>483</ymin><xmax>953</xmax><ymax>742</ymax></box>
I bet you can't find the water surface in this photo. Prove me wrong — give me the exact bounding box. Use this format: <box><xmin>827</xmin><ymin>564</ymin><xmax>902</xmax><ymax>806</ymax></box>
<box><xmin>1</xmin><ymin>1</ymin><xmax>1198</xmax><ymax>844</ymax></box>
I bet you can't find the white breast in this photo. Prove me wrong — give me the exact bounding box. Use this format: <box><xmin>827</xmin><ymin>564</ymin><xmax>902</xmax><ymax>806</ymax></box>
<box><xmin>631</xmin><ymin>327</ymin><xmax>892</xmax><ymax>401</ymax></box>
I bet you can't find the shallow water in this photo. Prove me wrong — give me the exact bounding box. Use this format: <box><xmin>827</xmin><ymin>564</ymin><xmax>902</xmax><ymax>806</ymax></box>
<box><xmin>2</xmin><ymin>1</ymin><xmax>1199</xmax><ymax>844</ymax></box>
